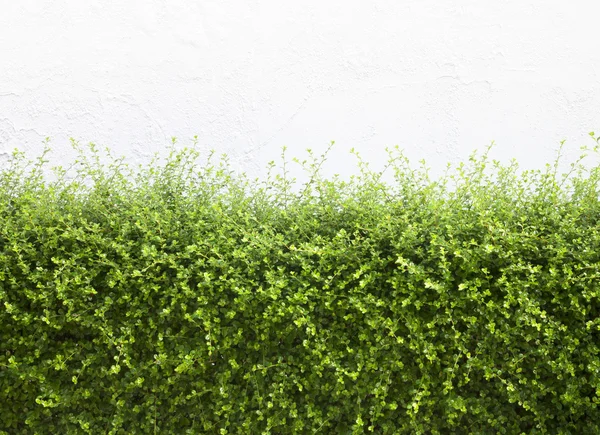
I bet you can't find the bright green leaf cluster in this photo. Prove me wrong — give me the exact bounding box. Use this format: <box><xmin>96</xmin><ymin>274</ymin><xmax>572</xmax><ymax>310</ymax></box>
<box><xmin>2</xmin><ymin>136</ymin><xmax>600</xmax><ymax>433</ymax></box>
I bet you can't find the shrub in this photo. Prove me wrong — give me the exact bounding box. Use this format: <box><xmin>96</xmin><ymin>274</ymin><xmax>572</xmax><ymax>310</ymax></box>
<box><xmin>2</xmin><ymin>135</ymin><xmax>600</xmax><ymax>433</ymax></box>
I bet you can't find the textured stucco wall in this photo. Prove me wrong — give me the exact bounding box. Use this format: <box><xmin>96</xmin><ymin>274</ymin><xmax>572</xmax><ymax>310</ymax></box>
<box><xmin>1</xmin><ymin>0</ymin><xmax>599</xmax><ymax>178</ymax></box>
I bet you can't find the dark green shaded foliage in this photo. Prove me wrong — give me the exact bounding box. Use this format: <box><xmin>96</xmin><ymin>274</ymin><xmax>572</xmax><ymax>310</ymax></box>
<box><xmin>2</xmin><ymin>136</ymin><xmax>600</xmax><ymax>433</ymax></box>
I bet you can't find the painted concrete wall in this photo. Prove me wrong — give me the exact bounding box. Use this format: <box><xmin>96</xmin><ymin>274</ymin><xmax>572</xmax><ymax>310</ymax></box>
<box><xmin>1</xmin><ymin>0</ymin><xmax>599</xmax><ymax>178</ymax></box>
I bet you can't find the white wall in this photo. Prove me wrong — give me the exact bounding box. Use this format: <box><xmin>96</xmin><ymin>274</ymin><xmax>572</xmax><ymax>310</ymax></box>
<box><xmin>1</xmin><ymin>0</ymin><xmax>599</xmax><ymax>179</ymax></box>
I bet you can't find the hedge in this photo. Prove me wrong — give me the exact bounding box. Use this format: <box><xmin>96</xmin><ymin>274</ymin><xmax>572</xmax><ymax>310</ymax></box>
<box><xmin>2</xmin><ymin>135</ymin><xmax>600</xmax><ymax>434</ymax></box>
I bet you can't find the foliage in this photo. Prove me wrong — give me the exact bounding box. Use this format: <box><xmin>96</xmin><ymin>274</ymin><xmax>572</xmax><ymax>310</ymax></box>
<box><xmin>2</xmin><ymin>134</ymin><xmax>600</xmax><ymax>433</ymax></box>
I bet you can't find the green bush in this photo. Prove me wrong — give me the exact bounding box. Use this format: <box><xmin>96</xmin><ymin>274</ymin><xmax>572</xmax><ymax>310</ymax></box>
<box><xmin>2</xmin><ymin>135</ymin><xmax>600</xmax><ymax>434</ymax></box>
